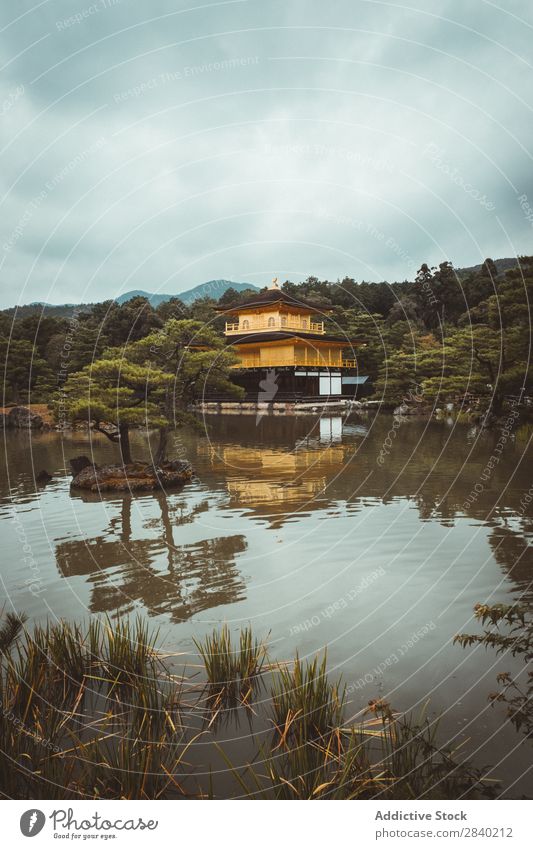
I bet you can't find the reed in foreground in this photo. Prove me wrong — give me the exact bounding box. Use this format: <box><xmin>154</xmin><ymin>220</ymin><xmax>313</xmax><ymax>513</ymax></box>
<box><xmin>0</xmin><ymin>614</ymin><xmax>494</xmax><ymax>800</ymax></box>
<box><xmin>193</xmin><ymin>624</ymin><xmax>267</xmax><ymax>712</ymax></box>
<box><xmin>0</xmin><ymin>615</ymin><xmax>188</xmax><ymax>799</ymax></box>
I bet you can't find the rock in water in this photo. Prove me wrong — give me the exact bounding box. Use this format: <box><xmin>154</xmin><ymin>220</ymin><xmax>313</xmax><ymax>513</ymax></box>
<box><xmin>393</xmin><ymin>403</ymin><xmax>410</xmax><ymax>416</ymax></box>
<box><xmin>36</xmin><ymin>470</ymin><xmax>52</xmax><ymax>485</ymax></box>
<box><xmin>70</xmin><ymin>460</ymin><xmax>193</xmax><ymax>491</ymax></box>
<box><xmin>69</xmin><ymin>456</ymin><xmax>93</xmax><ymax>476</ymax></box>
<box><xmin>7</xmin><ymin>406</ymin><xmax>43</xmax><ymax>429</ymax></box>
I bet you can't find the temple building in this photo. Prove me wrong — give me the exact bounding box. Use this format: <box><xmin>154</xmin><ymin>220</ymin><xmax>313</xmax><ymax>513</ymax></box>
<box><xmin>217</xmin><ymin>281</ymin><xmax>367</xmax><ymax>399</ymax></box>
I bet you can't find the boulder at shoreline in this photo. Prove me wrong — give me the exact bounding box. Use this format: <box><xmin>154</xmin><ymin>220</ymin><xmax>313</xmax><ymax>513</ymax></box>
<box><xmin>3</xmin><ymin>406</ymin><xmax>44</xmax><ymax>429</ymax></box>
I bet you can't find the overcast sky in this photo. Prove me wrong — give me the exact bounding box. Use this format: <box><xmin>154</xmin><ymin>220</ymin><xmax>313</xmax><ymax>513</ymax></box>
<box><xmin>0</xmin><ymin>0</ymin><xmax>532</xmax><ymax>307</ymax></box>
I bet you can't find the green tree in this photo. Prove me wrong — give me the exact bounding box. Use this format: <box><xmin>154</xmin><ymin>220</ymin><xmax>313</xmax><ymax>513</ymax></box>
<box><xmin>187</xmin><ymin>296</ymin><xmax>219</xmax><ymax>326</ymax></box>
<box><xmin>59</xmin><ymin>319</ymin><xmax>242</xmax><ymax>465</ymax></box>
<box><xmin>374</xmin><ymin>348</ymin><xmax>419</xmax><ymax>405</ymax></box>
<box><xmin>129</xmin><ymin>319</ymin><xmax>243</xmax><ymax>462</ymax></box>
<box><xmin>0</xmin><ymin>338</ymin><xmax>53</xmax><ymax>403</ymax></box>
<box><xmin>455</xmin><ymin>604</ymin><xmax>533</xmax><ymax>740</ymax></box>
<box><xmin>217</xmin><ymin>287</ymin><xmax>241</xmax><ymax>307</ymax></box>
<box><xmin>59</xmin><ymin>357</ymin><xmax>172</xmax><ymax>464</ymax></box>
<box><xmin>333</xmin><ymin>309</ymin><xmax>387</xmax><ymax>381</ymax></box>
<box><xmin>372</xmin><ymin>329</ymin><xmax>437</xmax><ymax>405</ymax></box>
<box><xmin>155</xmin><ymin>296</ymin><xmax>188</xmax><ymax>323</ymax></box>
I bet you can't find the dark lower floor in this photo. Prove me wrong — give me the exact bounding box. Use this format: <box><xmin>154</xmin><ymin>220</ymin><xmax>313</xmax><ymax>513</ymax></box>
<box><xmin>207</xmin><ymin>367</ymin><xmax>372</xmax><ymax>401</ymax></box>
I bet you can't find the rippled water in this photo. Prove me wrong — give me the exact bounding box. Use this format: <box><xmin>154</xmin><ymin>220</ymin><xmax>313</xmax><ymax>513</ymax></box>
<box><xmin>1</xmin><ymin>412</ymin><xmax>532</xmax><ymax>795</ymax></box>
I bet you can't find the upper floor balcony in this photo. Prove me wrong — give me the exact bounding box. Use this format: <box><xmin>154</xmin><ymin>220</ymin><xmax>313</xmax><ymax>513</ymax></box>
<box><xmin>225</xmin><ymin>318</ymin><xmax>325</xmax><ymax>335</ymax></box>
<box><xmin>230</xmin><ymin>351</ymin><xmax>358</xmax><ymax>369</ymax></box>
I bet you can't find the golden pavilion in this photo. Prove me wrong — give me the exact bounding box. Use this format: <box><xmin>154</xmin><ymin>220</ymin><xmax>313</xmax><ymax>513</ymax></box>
<box><xmin>217</xmin><ymin>280</ymin><xmax>365</xmax><ymax>398</ymax></box>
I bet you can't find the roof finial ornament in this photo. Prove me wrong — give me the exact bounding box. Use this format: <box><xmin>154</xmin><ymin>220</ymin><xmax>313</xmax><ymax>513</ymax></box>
<box><xmin>270</xmin><ymin>276</ymin><xmax>280</xmax><ymax>289</ymax></box>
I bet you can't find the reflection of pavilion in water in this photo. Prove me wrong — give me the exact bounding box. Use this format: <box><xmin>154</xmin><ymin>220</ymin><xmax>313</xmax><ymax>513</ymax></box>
<box><xmin>55</xmin><ymin>493</ymin><xmax>247</xmax><ymax>620</ymax></box>
<box><xmin>54</xmin><ymin>416</ymin><xmax>365</xmax><ymax>612</ymax></box>
<box><xmin>49</xmin><ymin>413</ymin><xmax>533</xmax><ymax>613</ymax></box>
<box><xmin>199</xmin><ymin>419</ymin><xmax>358</xmax><ymax>526</ymax></box>
<box><xmin>198</xmin><ymin>415</ymin><xmax>533</xmax><ymax>600</ymax></box>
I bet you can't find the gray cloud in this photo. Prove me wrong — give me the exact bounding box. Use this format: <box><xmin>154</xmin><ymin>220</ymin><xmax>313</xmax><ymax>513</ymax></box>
<box><xmin>1</xmin><ymin>0</ymin><xmax>532</xmax><ymax>307</ymax></box>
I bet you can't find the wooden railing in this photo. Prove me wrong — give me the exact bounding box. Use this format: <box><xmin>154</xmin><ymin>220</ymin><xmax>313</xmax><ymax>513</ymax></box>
<box><xmin>225</xmin><ymin>319</ymin><xmax>324</xmax><ymax>335</ymax></box>
<box><xmin>230</xmin><ymin>354</ymin><xmax>358</xmax><ymax>369</ymax></box>
<box><xmin>294</xmin><ymin>354</ymin><xmax>341</xmax><ymax>367</ymax></box>
<box><xmin>232</xmin><ymin>356</ymin><xmax>342</xmax><ymax>368</ymax></box>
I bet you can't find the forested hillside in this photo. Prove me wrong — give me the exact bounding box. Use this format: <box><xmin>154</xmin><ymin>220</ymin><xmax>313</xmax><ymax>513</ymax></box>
<box><xmin>1</xmin><ymin>257</ymin><xmax>531</xmax><ymax>412</ymax></box>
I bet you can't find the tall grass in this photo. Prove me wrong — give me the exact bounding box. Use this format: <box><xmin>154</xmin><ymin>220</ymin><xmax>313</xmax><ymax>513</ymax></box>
<box><xmin>225</xmin><ymin>699</ymin><xmax>492</xmax><ymax>800</ymax></box>
<box><xmin>271</xmin><ymin>652</ymin><xmax>344</xmax><ymax>745</ymax></box>
<box><xmin>0</xmin><ymin>615</ymin><xmax>186</xmax><ymax>799</ymax></box>
<box><xmin>0</xmin><ymin>614</ymin><xmax>493</xmax><ymax>800</ymax></box>
<box><xmin>193</xmin><ymin>624</ymin><xmax>267</xmax><ymax>712</ymax></box>
<box><xmin>0</xmin><ymin>610</ymin><xmax>27</xmax><ymax>655</ymax></box>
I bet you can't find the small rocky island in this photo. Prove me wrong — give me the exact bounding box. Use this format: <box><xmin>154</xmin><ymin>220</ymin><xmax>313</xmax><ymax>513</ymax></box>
<box><xmin>69</xmin><ymin>456</ymin><xmax>193</xmax><ymax>492</ymax></box>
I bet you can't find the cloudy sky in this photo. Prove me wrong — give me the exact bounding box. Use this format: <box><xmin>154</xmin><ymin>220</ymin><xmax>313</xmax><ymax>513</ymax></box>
<box><xmin>0</xmin><ymin>0</ymin><xmax>532</xmax><ymax>308</ymax></box>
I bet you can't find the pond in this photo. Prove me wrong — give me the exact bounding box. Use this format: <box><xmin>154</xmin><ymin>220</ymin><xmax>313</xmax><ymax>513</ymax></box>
<box><xmin>1</xmin><ymin>411</ymin><xmax>532</xmax><ymax>796</ymax></box>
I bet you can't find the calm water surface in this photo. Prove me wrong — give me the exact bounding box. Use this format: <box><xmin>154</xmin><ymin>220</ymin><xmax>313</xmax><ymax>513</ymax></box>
<box><xmin>1</xmin><ymin>412</ymin><xmax>532</xmax><ymax>795</ymax></box>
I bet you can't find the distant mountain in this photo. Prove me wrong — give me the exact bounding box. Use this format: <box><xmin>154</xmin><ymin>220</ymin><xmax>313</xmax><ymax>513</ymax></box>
<box><xmin>113</xmin><ymin>290</ymin><xmax>157</xmax><ymax>306</ymax></box>
<box><xmin>2</xmin><ymin>260</ymin><xmax>524</xmax><ymax>316</ymax></box>
<box><xmin>115</xmin><ymin>280</ymin><xmax>259</xmax><ymax>306</ymax></box>
<box><xmin>456</xmin><ymin>257</ymin><xmax>518</xmax><ymax>277</ymax></box>
<box><xmin>0</xmin><ymin>280</ymin><xmax>258</xmax><ymax>316</ymax></box>
<box><xmin>180</xmin><ymin>279</ymin><xmax>260</xmax><ymax>304</ymax></box>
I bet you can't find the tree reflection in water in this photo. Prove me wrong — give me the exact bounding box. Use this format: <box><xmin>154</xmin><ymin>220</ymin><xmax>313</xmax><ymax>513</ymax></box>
<box><xmin>200</xmin><ymin>413</ymin><xmax>533</xmax><ymax>602</ymax></box>
<box><xmin>55</xmin><ymin>491</ymin><xmax>247</xmax><ymax>620</ymax></box>
<box><xmin>2</xmin><ymin>413</ymin><xmax>532</xmax><ymax>618</ymax></box>
<box><xmin>2</xmin><ymin>414</ymin><xmax>532</xmax><ymax>796</ymax></box>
